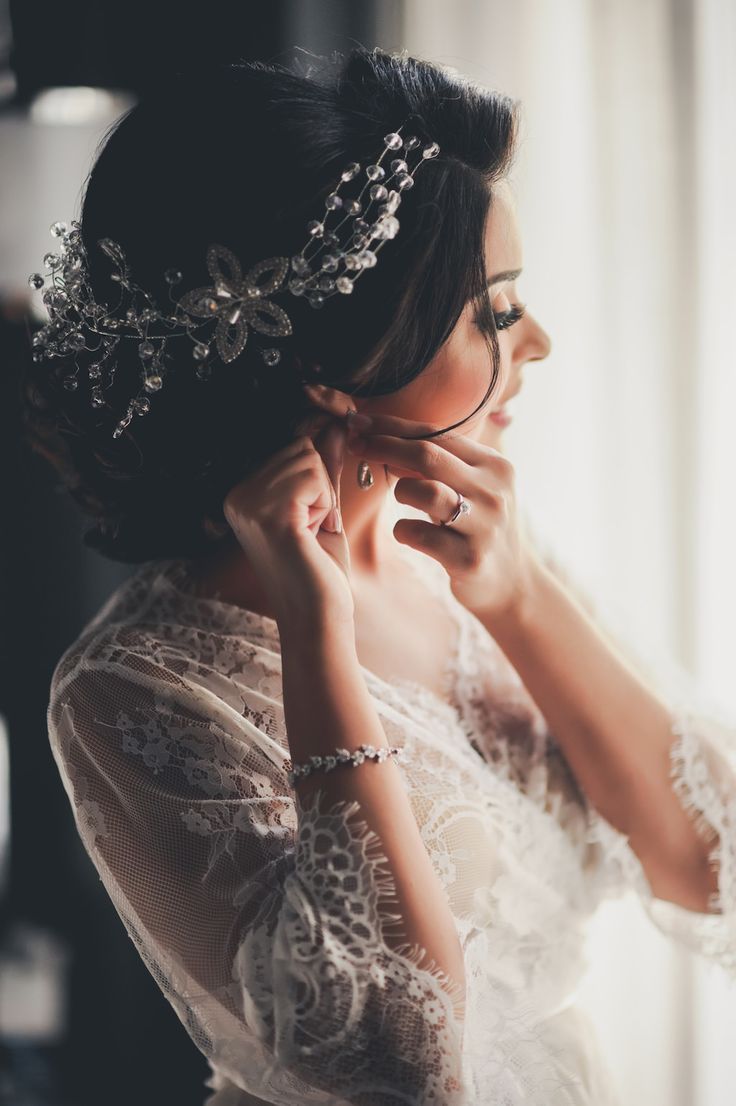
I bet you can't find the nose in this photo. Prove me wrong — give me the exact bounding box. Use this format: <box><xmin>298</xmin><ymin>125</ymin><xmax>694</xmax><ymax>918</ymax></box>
<box><xmin>515</xmin><ymin>310</ymin><xmax>552</xmax><ymax>365</ymax></box>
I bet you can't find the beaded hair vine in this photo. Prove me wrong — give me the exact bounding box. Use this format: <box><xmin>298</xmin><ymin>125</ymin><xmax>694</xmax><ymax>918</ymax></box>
<box><xmin>27</xmin><ymin>123</ymin><xmax>440</xmax><ymax>439</ymax></box>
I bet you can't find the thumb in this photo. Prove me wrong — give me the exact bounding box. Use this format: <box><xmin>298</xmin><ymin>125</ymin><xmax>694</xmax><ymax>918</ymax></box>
<box><xmin>315</xmin><ymin>418</ymin><xmax>347</xmax><ymax>524</ymax></box>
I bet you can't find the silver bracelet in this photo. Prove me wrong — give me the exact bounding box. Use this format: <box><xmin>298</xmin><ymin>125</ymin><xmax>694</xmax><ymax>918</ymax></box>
<box><xmin>284</xmin><ymin>743</ymin><xmax>405</xmax><ymax>786</ymax></box>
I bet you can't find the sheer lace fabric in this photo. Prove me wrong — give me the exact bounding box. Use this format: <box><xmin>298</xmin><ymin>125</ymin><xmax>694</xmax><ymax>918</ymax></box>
<box><xmin>47</xmin><ymin>504</ymin><xmax>736</xmax><ymax>1105</ymax></box>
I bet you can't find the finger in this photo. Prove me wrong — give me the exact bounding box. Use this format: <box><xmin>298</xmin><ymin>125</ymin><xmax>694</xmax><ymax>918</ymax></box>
<box><xmin>267</xmin><ymin>431</ymin><xmax>324</xmax><ymax>477</ymax></box>
<box><xmin>326</xmin><ymin>421</ymin><xmax>348</xmax><ymax>512</ymax></box>
<box><xmin>331</xmin><ymin>422</ymin><xmax>346</xmax><ymax>517</ymax></box>
<box><xmin>392</xmin><ymin>516</ymin><xmax>468</xmax><ymax>566</ymax></box>
<box><xmin>292</xmin><ymin>405</ymin><xmax>334</xmax><ymax>445</ymax></box>
<box><xmin>347</xmin><ymin>432</ymin><xmax>470</xmax><ymax>492</ymax></box>
<box><xmin>349</xmin><ymin>410</ymin><xmax>501</xmax><ymax>464</ymax></box>
<box><xmin>393</xmin><ymin>476</ymin><xmax>464</xmax><ymax>524</ymax></box>
<box><xmin>314</xmin><ymin>420</ymin><xmax>345</xmax><ymax>509</ymax></box>
<box><xmin>312</xmin><ymin>419</ymin><xmax>348</xmax><ymax>532</ymax></box>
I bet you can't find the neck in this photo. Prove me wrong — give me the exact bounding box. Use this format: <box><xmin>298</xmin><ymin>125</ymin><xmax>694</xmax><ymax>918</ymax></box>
<box><xmin>189</xmin><ymin>459</ymin><xmax>403</xmax><ymax>608</ymax></box>
<box><xmin>337</xmin><ymin>459</ymin><xmax>400</xmax><ymax>573</ymax></box>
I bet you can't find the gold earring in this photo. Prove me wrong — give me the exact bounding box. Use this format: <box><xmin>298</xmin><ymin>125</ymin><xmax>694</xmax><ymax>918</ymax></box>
<box><xmin>357</xmin><ymin>461</ymin><xmax>374</xmax><ymax>489</ymax></box>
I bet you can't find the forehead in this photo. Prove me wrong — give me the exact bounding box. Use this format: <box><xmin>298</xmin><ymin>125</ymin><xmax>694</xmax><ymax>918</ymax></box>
<box><xmin>484</xmin><ymin>179</ymin><xmax>521</xmax><ymax>276</ymax></box>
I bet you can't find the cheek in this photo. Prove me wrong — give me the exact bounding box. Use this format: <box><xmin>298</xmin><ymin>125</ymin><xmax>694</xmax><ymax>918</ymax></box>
<box><xmin>444</xmin><ymin>342</ymin><xmax>491</xmax><ymax>414</ymax></box>
<box><xmin>386</xmin><ymin>332</ymin><xmax>500</xmax><ymax>428</ymax></box>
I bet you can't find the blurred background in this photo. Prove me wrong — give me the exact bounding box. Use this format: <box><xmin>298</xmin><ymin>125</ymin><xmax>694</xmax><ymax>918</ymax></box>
<box><xmin>1</xmin><ymin>1</ymin><xmax>734</xmax><ymax>1104</ymax></box>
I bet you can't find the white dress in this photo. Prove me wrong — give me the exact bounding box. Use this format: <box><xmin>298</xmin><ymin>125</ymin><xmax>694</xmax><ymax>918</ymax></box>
<box><xmin>46</xmin><ymin>502</ymin><xmax>736</xmax><ymax>1105</ymax></box>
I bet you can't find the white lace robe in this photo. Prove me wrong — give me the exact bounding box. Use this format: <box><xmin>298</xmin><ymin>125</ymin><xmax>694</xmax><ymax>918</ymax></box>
<box><xmin>47</xmin><ymin>518</ymin><xmax>736</xmax><ymax>1105</ymax></box>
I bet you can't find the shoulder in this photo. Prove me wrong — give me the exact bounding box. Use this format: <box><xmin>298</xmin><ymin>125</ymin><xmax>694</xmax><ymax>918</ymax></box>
<box><xmin>52</xmin><ymin>558</ymin><xmax>279</xmax><ymax>681</ymax></box>
<box><xmin>48</xmin><ymin>559</ymin><xmax>287</xmax><ymax>756</ymax></box>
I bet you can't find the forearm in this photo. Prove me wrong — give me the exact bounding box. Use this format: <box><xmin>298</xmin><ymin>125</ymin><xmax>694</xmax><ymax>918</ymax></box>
<box><xmin>279</xmin><ymin>624</ymin><xmax>466</xmax><ymax>1000</ymax></box>
<box><xmin>478</xmin><ymin>559</ymin><xmax>718</xmax><ymax>910</ymax></box>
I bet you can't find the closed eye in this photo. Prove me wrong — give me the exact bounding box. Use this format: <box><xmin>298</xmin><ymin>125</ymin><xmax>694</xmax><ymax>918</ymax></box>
<box><xmin>493</xmin><ymin>302</ymin><xmax>526</xmax><ymax>331</ymax></box>
<box><xmin>473</xmin><ymin>302</ymin><xmax>527</xmax><ymax>334</ymax></box>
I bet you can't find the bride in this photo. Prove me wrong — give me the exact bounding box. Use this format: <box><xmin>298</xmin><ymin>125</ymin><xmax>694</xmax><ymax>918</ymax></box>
<box><xmin>26</xmin><ymin>45</ymin><xmax>736</xmax><ymax>1105</ymax></box>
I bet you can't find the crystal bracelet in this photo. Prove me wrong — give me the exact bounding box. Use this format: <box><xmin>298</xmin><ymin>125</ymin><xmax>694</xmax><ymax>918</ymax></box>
<box><xmin>284</xmin><ymin>743</ymin><xmax>405</xmax><ymax>786</ymax></box>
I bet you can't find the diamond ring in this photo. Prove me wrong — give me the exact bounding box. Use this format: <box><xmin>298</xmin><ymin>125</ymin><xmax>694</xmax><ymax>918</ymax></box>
<box><xmin>442</xmin><ymin>491</ymin><xmax>472</xmax><ymax>526</ymax></box>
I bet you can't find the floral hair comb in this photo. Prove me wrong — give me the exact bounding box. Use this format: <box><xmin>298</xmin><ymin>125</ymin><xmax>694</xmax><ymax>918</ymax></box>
<box><xmin>27</xmin><ymin>123</ymin><xmax>440</xmax><ymax>439</ymax></box>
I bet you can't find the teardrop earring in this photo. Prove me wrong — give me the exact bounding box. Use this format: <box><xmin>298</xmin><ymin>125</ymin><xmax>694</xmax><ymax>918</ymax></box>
<box><xmin>345</xmin><ymin>407</ymin><xmax>374</xmax><ymax>490</ymax></box>
<box><xmin>357</xmin><ymin>460</ymin><xmax>374</xmax><ymax>489</ymax></box>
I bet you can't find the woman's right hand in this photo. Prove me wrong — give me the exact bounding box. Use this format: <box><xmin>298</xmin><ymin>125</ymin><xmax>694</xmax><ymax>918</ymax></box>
<box><xmin>221</xmin><ymin>417</ymin><xmax>354</xmax><ymax>636</ymax></box>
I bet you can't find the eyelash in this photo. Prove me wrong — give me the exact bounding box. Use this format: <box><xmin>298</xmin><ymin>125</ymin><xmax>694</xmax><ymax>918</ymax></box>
<box><xmin>493</xmin><ymin>302</ymin><xmax>527</xmax><ymax>331</ymax></box>
<box><xmin>474</xmin><ymin>302</ymin><xmax>527</xmax><ymax>333</ymax></box>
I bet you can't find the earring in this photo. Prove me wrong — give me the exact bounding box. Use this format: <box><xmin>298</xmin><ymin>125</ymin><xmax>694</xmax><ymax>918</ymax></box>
<box><xmin>345</xmin><ymin>406</ymin><xmax>374</xmax><ymax>490</ymax></box>
<box><xmin>357</xmin><ymin>460</ymin><xmax>374</xmax><ymax>489</ymax></box>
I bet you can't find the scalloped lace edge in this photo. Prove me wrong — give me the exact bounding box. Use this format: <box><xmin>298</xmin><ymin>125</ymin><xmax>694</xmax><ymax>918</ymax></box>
<box><xmin>668</xmin><ymin>712</ymin><xmax>734</xmax><ymax>917</ymax></box>
<box><xmin>291</xmin><ymin>785</ymin><xmax>590</xmax><ymax>1103</ymax></box>
<box><xmin>295</xmin><ymin>783</ymin><xmax>468</xmax><ymax>1025</ymax></box>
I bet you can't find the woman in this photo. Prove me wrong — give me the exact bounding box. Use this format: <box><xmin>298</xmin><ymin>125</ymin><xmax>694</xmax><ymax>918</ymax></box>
<box><xmin>25</xmin><ymin>47</ymin><xmax>736</xmax><ymax>1105</ymax></box>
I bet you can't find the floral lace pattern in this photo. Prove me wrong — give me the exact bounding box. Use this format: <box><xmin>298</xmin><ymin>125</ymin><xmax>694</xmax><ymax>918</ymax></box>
<box><xmin>46</xmin><ymin>507</ymin><xmax>736</xmax><ymax>1104</ymax></box>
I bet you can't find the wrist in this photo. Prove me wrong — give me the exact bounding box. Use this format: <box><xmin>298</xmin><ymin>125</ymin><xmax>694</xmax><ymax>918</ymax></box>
<box><xmin>477</xmin><ymin>551</ymin><xmax>550</xmax><ymax>640</ymax></box>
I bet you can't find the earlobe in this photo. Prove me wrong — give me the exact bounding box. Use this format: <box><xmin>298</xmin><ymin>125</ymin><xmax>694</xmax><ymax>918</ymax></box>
<box><xmin>302</xmin><ymin>382</ymin><xmax>360</xmax><ymax>419</ymax></box>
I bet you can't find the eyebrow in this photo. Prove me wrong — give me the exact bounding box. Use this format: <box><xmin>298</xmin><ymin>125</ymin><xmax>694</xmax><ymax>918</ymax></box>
<box><xmin>487</xmin><ymin>268</ymin><xmax>522</xmax><ymax>286</ymax></box>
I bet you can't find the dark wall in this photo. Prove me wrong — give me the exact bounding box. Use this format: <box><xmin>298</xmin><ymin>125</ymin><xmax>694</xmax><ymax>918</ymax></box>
<box><xmin>7</xmin><ymin>0</ymin><xmax>404</xmax><ymax>105</ymax></box>
<box><xmin>8</xmin><ymin>0</ymin><xmax>291</xmax><ymax>102</ymax></box>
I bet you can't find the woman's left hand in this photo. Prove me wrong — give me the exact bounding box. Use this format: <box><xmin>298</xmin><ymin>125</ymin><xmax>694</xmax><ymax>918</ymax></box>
<box><xmin>346</xmin><ymin>411</ymin><xmax>543</xmax><ymax>626</ymax></box>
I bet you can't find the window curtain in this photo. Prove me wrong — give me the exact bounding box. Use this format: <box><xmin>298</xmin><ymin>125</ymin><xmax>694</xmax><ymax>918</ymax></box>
<box><xmin>401</xmin><ymin>1</ymin><xmax>736</xmax><ymax>1103</ymax></box>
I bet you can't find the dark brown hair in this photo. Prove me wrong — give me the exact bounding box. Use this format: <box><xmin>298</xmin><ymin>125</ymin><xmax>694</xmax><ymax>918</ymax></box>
<box><xmin>20</xmin><ymin>47</ymin><xmax>520</xmax><ymax>562</ymax></box>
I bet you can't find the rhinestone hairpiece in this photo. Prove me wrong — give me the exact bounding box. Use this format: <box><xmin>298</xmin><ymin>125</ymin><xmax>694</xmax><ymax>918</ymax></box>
<box><xmin>27</xmin><ymin>125</ymin><xmax>440</xmax><ymax>439</ymax></box>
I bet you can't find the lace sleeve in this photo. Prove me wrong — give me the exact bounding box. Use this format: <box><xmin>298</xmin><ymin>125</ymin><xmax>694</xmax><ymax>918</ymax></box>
<box><xmin>47</xmin><ymin>629</ymin><xmax>466</xmax><ymax>1106</ymax></box>
<box><xmin>532</xmin><ymin>537</ymin><xmax>736</xmax><ymax>984</ymax></box>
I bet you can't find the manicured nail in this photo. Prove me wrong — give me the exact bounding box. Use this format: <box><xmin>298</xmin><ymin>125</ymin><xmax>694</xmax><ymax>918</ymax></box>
<box><xmin>323</xmin><ymin>506</ymin><xmax>341</xmax><ymax>532</ymax></box>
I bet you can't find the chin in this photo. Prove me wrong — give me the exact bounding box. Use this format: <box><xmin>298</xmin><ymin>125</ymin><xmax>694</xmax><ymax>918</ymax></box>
<box><xmin>477</xmin><ymin>421</ymin><xmax>505</xmax><ymax>448</ymax></box>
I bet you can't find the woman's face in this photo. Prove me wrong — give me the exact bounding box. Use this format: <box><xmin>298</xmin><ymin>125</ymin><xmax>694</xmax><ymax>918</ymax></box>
<box><xmin>359</xmin><ymin>179</ymin><xmax>552</xmax><ymax>445</ymax></box>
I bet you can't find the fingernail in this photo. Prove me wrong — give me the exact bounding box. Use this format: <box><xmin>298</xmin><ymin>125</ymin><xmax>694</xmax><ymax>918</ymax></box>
<box><xmin>323</xmin><ymin>506</ymin><xmax>341</xmax><ymax>532</ymax></box>
<box><xmin>346</xmin><ymin>410</ymin><xmax>372</xmax><ymax>430</ymax></box>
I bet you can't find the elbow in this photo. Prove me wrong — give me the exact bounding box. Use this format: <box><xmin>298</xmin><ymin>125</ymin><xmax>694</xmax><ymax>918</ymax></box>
<box><xmin>638</xmin><ymin>837</ymin><xmax>722</xmax><ymax>914</ymax></box>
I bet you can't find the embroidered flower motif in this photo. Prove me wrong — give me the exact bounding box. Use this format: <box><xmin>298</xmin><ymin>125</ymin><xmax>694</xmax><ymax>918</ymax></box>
<box><xmin>369</xmin><ymin>962</ymin><xmax>386</xmax><ymax>987</ymax></box>
<box><xmin>183</xmin><ymin>756</ymin><xmax>224</xmax><ymax>796</ymax></box>
<box><xmin>181</xmin><ymin>809</ymin><xmax>213</xmax><ymax>835</ymax></box>
<box><xmin>121</xmin><ymin>728</ymin><xmax>141</xmax><ymax>755</ymax></box>
<box><xmin>141</xmin><ymin>739</ymin><xmax>171</xmax><ymax>774</ymax></box>
<box><xmin>177</xmin><ymin>245</ymin><xmax>292</xmax><ymax>363</ymax></box>
<box><xmin>256</xmin><ymin>672</ymin><xmax>283</xmax><ymax>700</ymax></box>
<box><xmin>433</xmin><ymin>851</ymin><xmax>458</xmax><ymax>886</ymax></box>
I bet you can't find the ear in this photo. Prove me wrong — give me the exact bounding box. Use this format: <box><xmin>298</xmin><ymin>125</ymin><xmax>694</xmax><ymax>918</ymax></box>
<box><xmin>302</xmin><ymin>382</ymin><xmax>359</xmax><ymax>418</ymax></box>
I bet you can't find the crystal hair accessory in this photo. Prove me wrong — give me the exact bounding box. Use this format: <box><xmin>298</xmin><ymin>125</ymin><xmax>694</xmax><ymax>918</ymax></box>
<box><xmin>27</xmin><ymin>125</ymin><xmax>440</xmax><ymax>440</ymax></box>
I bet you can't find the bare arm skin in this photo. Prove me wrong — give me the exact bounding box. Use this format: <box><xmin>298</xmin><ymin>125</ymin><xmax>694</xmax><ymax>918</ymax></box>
<box><xmin>220</xmin><ymin>422</ymin><xmax>466</xmax><ymax>1023</ymax></box>
<box><xmin>482</xmin><ymin>557</ymin><xmax>720</xmax><ymax>913</ymax></box>
<box><xmin>279</xmin><ymin>619</ymin><xmax>467</xmax><ymax>1005</ymax></box>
